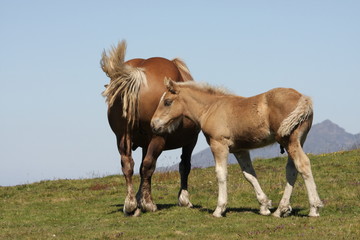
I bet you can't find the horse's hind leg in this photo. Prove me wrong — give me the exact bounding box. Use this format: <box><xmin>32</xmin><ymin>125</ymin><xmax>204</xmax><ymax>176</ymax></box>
<box><xmin>178</xmin><ymin>136</ymin><xmax>198</xmax><ymax>208</ymax></box>
<box><xmin>273</xmin><ymin>156</ymin><xmax>298</xmax><ymax>217</ymax></box>
<box><xmin>136</xmin><ymin>136</ymin><xmax>166</xmax><ymax>212</ymax></box>
<box><xmin>117</xmin><ymin>134</ymin><xmax>137</xmax><ymax>216</ymax></box>
<box><xmin>234</xmin><ymin>151</ymin><xmax>272</xmax><ymax>216</ymax></box>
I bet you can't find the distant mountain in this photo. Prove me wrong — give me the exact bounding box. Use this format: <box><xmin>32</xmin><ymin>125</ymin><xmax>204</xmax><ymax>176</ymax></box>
<box><xmin>304</xmin><ymin>120</ymin><xmax>360</xmax><ymax>154</ymax></box>
<box><xmin>157</xmin><ymin>120</ymin><xmax>360</xmax><ymax>172</ymax></box>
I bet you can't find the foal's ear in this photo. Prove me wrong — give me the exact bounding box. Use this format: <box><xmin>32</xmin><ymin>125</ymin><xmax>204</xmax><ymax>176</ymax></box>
<box><xmin>164</xmin><ymin>77</ymin><xmax>178</xmax><ymax>94</ymax></box>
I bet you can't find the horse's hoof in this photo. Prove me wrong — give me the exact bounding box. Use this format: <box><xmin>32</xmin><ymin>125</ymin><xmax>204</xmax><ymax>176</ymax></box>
<box><xmin>132</xmin><ymin>208</ymin><xmax>142</xmax><ymax>217</ymax></box>
<box><xmin>123</xmin><ymin>196</ymin><xmax>137</xmax><ymax>216</ymax></box>
<box><xmin>178</xmin><ymin>190</ymin><xmax>193</xmax><ymax>208</ymax></box>
<box><xmin>139</xmin><ymin>199</ymin><xmax>157</xmax><ymax>212</ymax></box>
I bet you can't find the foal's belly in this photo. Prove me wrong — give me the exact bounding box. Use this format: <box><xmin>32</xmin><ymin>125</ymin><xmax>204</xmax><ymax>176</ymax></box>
<box><xmin>229</xmin><ymin>133</ymin><xmax>276</xmax><ymax>153</ymax></box>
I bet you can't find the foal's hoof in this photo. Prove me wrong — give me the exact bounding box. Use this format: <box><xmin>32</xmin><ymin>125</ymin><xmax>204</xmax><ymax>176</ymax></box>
<box><xmin>212</xmin><ymin>211</ymin><xmax>224</xmax><ymax>218</ymax></box>
<box><xmin>260</xmin><ymin>199</ymin><xmax>272</xmax><ymax>216</ymax></box>
<box><xmin>308</xmin><ymin>203</ymin><xmax>323</xmax><ymax>217</ymax></box>
<box><xmin>308</xmin><ymin>212</ymin><xmax>320</xmax><ymax>217</ymax></box>
<box><xmin>273</xmin><ymin>206</ymin><xmax>292</xmax><ymax>218</ymax></box>
<box><xmin>213</xmin><ymin>206</ymin><xmax>226</xmax><ymax>218</ymax></box>
<box><xmin>260</xmin><ymin>208</ymin><xmax>271</xmax><ymax>216</ymax></box>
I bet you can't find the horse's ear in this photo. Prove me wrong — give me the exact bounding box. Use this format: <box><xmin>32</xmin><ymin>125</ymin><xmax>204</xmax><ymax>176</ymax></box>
<box><xmin>164</xmin><ymin>77</ymin><xmax>178</xmax><ymax>94</ymax></box>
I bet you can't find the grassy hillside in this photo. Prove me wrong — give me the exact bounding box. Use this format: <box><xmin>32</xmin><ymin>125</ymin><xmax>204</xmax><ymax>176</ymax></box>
<box><xmin>1</xmin><ymin>149</ymin><xmax>360</xmax><ymax>239</ymax></box>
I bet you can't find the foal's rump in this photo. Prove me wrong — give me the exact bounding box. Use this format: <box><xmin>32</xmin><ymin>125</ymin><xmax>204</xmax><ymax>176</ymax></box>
<box><xmin>265</xmin><ymin>88</ymin><xmax>313</xmax><ymax>138</ymax></box>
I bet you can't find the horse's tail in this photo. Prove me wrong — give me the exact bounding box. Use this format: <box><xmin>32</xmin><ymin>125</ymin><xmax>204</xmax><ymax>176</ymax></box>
<box><xmin>278</xmin><ymin>95</ymin><xmax>313</xmax><ymax>137</ymax></box>
<box><xmin>100</xmin><ymin>40</ymin><xmax>146</xmax><ymax>127</ymax></box>
<box><xmin>172</xmin><ymin>58</ymin><xmax>194</xmax><ymax>82</ymax></box>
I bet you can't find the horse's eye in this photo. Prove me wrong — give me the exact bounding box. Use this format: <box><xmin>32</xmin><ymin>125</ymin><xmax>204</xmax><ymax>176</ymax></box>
<box><xmin>164</xmin><ymin>99</ymin><xmax>173</xmax><ymax>107</ymax></box>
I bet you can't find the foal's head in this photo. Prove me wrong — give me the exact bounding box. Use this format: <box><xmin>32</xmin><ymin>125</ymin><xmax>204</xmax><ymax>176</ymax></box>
<box><xmin>151</xmin><ymin>78</ymin><xmax>184</xmax><ymax>134</ymax></box>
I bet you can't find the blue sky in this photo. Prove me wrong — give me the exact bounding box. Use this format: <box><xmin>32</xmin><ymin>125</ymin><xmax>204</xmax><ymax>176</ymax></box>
<box><xmin>1</xmin><ymin>1</ymin><xmax>359</xmax><ymax>186</ymax></box>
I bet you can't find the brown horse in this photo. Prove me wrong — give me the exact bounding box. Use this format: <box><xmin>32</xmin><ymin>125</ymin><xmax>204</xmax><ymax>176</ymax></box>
<box><xmin>101</xmin><ymin>41</ymin><xmax>199</xmax><ymax>216</ymax></box>
<box><xmin>151</xmin><ymin>79</ymin><xmax>323</xmax><ymax>218</ymax></box>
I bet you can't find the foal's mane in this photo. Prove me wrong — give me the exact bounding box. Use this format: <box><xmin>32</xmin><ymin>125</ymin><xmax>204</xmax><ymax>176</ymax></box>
<box><xmin>177</xmin><ymin>81</ymin><xmax>232</xmax><ymax>96</ymax></box>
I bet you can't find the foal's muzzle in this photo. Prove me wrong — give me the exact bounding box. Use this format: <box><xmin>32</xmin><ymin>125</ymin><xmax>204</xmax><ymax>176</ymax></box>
<box><xmin>151</xmin><ymin>119</ymin><xmax>163</xmax><ymax>134</ymax></box>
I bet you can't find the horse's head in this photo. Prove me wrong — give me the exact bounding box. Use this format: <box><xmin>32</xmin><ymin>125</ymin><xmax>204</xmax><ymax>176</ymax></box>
<box><xmin>151</xmin><ymin>78</ymin><xmax>184</xmax><ymax>135</ymax></box>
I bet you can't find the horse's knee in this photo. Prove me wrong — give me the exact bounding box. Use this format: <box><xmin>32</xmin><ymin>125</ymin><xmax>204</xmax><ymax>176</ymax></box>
<box><xmin>141</xmin><ymin>157</ymin><xmax>156</xmax><ymax>178</ymax></box>
<box><xmin>121</xmin><ymin>155</ymin><xmax>134</xmax><ymax>176</ymax></box>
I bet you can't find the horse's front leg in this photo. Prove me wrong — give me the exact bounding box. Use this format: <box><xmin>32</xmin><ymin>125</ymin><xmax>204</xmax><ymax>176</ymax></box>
<box><xmin>210</xmin><ymin>140</ymin><xmax>229</xmax><ymax>217</ymax></box>
<box><xmin>136</xmin><ymin>136</ymin><xmax>166</xmax><ymax>213</ymax></box>
<box><xmin>178</xmin><ymin>136</ymin><xmax>198</xmax><ymax>208</ymax></box>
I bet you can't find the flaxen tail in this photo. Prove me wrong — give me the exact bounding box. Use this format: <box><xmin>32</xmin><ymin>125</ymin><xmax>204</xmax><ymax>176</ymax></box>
<box><xmin>100</xmin><ymin>40</ymin><xmax>146</xmax><ymax>127</ymax></box>
<box><xmin>172</xmin><ymin>58</ymin><xmax>194</xmax><ymax>82</ymax></box>
<box><xmin>278</xmin><ymin>95</ymin><xmax>313</xmax><ymax>137</ymax></box>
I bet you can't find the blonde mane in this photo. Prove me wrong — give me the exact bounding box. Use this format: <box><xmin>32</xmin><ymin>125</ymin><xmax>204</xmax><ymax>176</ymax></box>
<box><xmin>177</xmin><ymin>81</ymin><xmax>232</xmax><ymax>96</ymax></box>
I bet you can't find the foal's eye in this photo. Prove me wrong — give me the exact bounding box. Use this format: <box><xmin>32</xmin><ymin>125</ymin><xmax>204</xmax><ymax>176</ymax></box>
<box><xmin>164</xmin><ymin>99</ymin><xmax>173</xmax><ymax>107</ymax></box>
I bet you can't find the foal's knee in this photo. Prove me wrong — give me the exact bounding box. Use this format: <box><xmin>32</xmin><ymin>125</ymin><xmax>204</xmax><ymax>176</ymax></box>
<box><xmin>215</xmin><ymin>168</ymin><xmax>227</xmax><ymax>183</ymax></box>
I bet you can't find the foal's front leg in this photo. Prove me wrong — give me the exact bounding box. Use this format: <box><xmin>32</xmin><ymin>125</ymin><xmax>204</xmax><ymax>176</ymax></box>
<box><xmin>210</xmin><ymin>140</ymin><xmax>229</xmax><ymax>217</ymax></box>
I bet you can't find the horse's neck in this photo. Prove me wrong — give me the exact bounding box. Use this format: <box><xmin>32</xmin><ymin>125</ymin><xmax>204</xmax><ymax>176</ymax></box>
<box><xmin>181</xmin><ymin>88</ymin><xmax>221</xmax><ymax>126</ymax></box>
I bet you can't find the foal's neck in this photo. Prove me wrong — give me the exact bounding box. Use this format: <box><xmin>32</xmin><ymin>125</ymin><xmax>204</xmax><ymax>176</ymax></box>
<box><xmin>181</xmin><ymin>87</ymin><xmax>223</xmax><ymax>126</ymax></box>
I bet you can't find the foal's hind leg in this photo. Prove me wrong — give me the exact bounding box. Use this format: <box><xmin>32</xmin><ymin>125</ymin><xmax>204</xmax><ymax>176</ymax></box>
<box><xmin>273</xmin><ymin>156</ymin><xmax>298</xmax><ymax>217</ymax></box>
<box><xmin>178</xmin><ymin>136</ymin><xmax>198</xmax><ymax>208</ymax></box>
<box><xmin>234</xmin><ymin>151</ymin><xmax>272</xmax><ymax>216</ymax></box>
<box><xmin>136</xmin><ymin>136</ymin><xmax>166</xmax><ymax>213</ymax></box>
<box><xmin>277</xmin><ymin>138</ymin><xmax>323</xmax><ymax>217</ymax></box>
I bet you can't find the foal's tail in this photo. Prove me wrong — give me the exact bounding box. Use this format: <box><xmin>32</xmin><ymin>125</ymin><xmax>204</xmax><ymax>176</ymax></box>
<box><xmin>100</xmin><ymin>40</ymin><xmax>146</xmax><ymax>127</ymax></box>
<box><xmin>278</xmin><ymin>95</ymin><xmax>313</xmax><ymax>137</ymax></box>
<box><xmin>172</xmin><ymin>58</ymin><xmax>194</xmax><ymax>82</ymax></box>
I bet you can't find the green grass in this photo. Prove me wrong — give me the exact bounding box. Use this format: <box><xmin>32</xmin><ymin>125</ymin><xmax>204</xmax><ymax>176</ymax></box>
<box><xmin>1</xmin><ymin>149</ymin><xmax>360</xmax><ymax>239</ymax></box>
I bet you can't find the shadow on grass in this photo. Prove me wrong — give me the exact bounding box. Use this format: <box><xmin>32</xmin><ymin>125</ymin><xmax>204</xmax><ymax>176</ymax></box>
<box><xmin>109</xmin><ymin>203</ymin><xmax>307</xmax><ymax>217</ymax></box>
<box><xmin>198</xmin><ymin>206</ymin><xmax>260</xmax><ymax>216</ymax></box>
<box><xmin>198</xmin><ymin>206</ymin><xmax>307</xmax><ymax>217</ymax></box>
<box><xmin>108</xmin><ymin>203</ymin><xmax>179</xmax><ymax>214</ymax></box>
